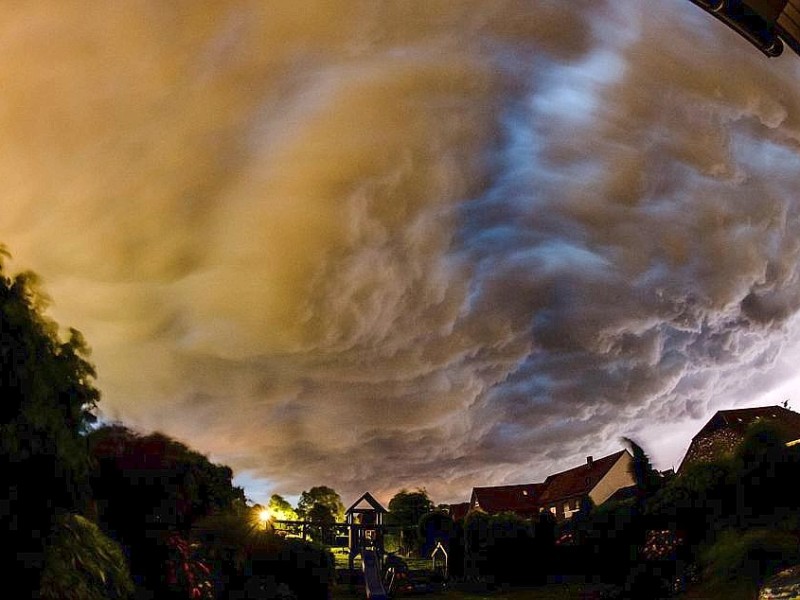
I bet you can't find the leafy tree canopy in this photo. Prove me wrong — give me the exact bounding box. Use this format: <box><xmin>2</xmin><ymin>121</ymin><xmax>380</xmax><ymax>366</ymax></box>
<box><xmin>88</xmin><ymin>425</ymin><xmax>246</xmax><ymax>537</ymax></box>
<box><xmin>1</xmin><ymin>250</ymin><xmax>99</xmax><ymax>479</ymax></box>
<box><xmin>307</xmin><ymin>503</ymin><xmax>336</xmax><ymax>525</ymax></box>
<box><xmin>387</xmin><ymin>488</ymin><xmax>434</xmax><ymax>528</ymax></box>
<box><xmin>268</xmin><ymin>494</ymin><xmax>298</xmax><ymax>521</ymax></box>
<box><xmin>0</xmin><ymin>247</ymin><xmax>101</xmax><ymax>592</ymax></box>
<box><xmin>296</xmin><ymin>486</ymin><xmax>344</xmax><ymax>521</ymax></box>
<box><xmin>40</xmin><ymin>514</ymin><xmax>134</xmax><ymax>600</ymax></box>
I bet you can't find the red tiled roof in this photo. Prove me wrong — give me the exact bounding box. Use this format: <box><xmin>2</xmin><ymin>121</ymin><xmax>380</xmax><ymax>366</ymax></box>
<box><xmin>537</xmin><ymin>450</ymin><xmax>628</xmax><ymax>506</ymax></box>
<box><xmin>464</xmin><ymin>449</ymin><xmax>632</xmax><ymax>518</ymax></box>
<box><xmin>470</xmin><ymin>483</ymin><xmax>545</xmax><ymax>515</ymax></box>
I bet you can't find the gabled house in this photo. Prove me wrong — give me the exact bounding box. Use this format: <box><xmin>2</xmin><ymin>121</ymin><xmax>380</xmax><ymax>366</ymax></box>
<box><xmin>678</xmin><ymin>405</ymin><xmax>800</xmax><ymax>473</ymax></box>
<box><xmin>469</xmin><ymin>483</ymin><xmax>546</xmax><ymax>518</ymax></box>
<box><xmin>536</xmin><ymin>450</ymin><xmax>634</xmax><ymax>520</ymax></box>
<box><xmin>465</xmin><ymin>450</ymin><xmax>635</xmax><ymax>521</ymax></box>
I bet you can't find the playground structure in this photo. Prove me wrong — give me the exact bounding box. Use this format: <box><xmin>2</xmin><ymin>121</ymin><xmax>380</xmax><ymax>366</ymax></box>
<box><xmin>346</xmin><ymin>492</ymin><xmax>389</xmax><ymax>599</ymax></box>
<box><xmin>269</xmin><ymin>491</ymin><xmax>391</xmax><ymax>599</ymax></box>
<box><xmin>431</xmin><ymin>541</ymin><xmax>448</xmax><ymax>579</ymax></box>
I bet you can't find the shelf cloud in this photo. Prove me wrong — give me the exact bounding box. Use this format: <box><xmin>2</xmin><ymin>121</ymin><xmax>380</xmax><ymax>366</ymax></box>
<box><xmin>2</xmin><ymin>0</ymin><xmax>800</xmax><ymax>503</ymax></box>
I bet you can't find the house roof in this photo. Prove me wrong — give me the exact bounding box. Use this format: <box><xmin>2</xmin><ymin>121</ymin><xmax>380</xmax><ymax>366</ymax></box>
<box><xmin>345</xmin><ymin>492</ymin><xmax>387</xmax><ymax>514</ymax></box>
<box><xmin>694</xmin><ymin>406</ymin><xmax>800</xmax><ymax>441</ymax></box>
<box><xmin>470</xmin><ymin>483</ymin><xmax>545</xmax><ymax>515</ymax></box>
<box><xmin>537</xmin><ymin>450</ymin><xmax>628</xmax><ymax>506</ymax></box>
<box><xmin>679</xmin><ymin>405</ymin><xmax>800</xmax><ymax>471</ymax></box>
<box><xmin>447</xmin><ymin>502</ymin><xmax>470</xmax><ymax>521</ymax></box>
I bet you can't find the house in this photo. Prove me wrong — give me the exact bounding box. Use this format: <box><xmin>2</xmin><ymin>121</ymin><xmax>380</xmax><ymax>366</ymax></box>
<box><xmin>677</xmin><ymin>405</ymin><xmax>800</xmax><ymax>473</ymax></box>
<box><xmin>469</xmin><ymin>483</ymin><xmax>545</xmax><ymax>518</ymax></box>
<box><xmin>536</xmin><ymin>450</ymin><xmax>635</xmax><ymax>520</ymax></box>
<box><xmin>465</xmin><ymin>449</ymin><xmax>636</xmax><ymax>521</ymax></box>
<box><xmin>446</xmin><ymin>502</ymin><xmax>470</xmax><ymax>522</ymax></box>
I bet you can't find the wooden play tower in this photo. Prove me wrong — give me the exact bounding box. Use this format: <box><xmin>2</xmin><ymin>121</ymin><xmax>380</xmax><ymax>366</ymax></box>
<box><xmin>346</xmin><ymin>492</ymin><xmax>389</xmax><ymax>599</ymax></box>
<box><xmin>345</xmin><ymin>492</ymin><xmax>387</xmax><ymax>568</ymax></box>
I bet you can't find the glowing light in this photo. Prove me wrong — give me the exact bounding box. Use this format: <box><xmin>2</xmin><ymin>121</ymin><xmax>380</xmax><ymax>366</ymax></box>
<box><xmin>258</xmin><ymin>509</ymin><xmax>271</xmax><ymax>524</ymax></box>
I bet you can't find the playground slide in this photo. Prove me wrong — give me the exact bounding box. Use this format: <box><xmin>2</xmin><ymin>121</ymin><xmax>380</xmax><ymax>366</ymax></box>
<box><xmin>361</xmin><ymin>549</ymin><xmax>388</xmax><ymax>600</ymax></box>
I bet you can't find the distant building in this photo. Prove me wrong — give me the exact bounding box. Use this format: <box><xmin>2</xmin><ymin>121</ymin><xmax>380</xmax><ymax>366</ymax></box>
<box><xmin>445</xmin><ymin>502</ymin><xmax>470</xmax><ymax>522</ymax></box>
<box><xmin>536</xmin><ymin>451</ymin><xmax>635</xmax><ymax>520</ymax></box>
<box><xmin>466</xmin><ymin>449</ymin><xmax>636</xmax><ymax>521</ymax></box>
<box><xmin>678</xmin><ymin>405</ymin><xmax>800</xmax><ymax>473</ymax></box>
<box><xmin>469</xmin><ymin>483</ymin><xmax>545</xmax><ymax>518</ymax></box>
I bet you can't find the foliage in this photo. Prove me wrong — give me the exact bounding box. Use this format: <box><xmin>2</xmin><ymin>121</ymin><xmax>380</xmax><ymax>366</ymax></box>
<box><xmin>645</xmin><ymin>458</ymin><xmax>733</xmax><ymax>544</ymax></box>
<box><xmin>387</xmin><ymin>488</ymin><xmax>434</xmax><ymax>554</ymax></box>
<box><xmin>193</xmin><ymin>513</ymin><xmax>335</xmax><ymax>599</ymax></box>
<box><xmin>269</xmin><ymin>493</ymin><xmax>299</xmax><ymax>521</ymax></box>
<box><xmin>87</xmin><ymin>424</ymin><xmax>245</xmax><ymax>596</ymax></box>
<box><xmin>88</xmin><ymin>425</ymin><xmax>245</xmax><ymax>534</ymax></box>
<box><xmin>638</xmin><ymin>421</ymin><xmax>800</xmax><ymax>595</ymax></box>
<box><xmin>308</xmin><ymin>502</ymin><xmax>336</xmax><ymax>524</ymax></box>
<box><xmin>418</xmin><ymin>510</ymin><xmax>455</xmax><ymax>556</ymax></box>
<box><xmin>647</xmin><ymin>422</ymin><xmax>800</xmax><ymax>540</ymax></box>
<box><xmin>163</xmin><ymin>532</ymin><xmax>215</xmax><ymax>599</ymax></box>
<box><xmin>39</xmin><ymin>513</ymin><xmax>134</xmax><ymax>600</ymax></box>
<box><xmin>556</xmin><ymin>499</ymin><xmax>644</xmax><ymax>584</ymax></box>
<box><xmin>700</xmin><ymin>529</ymin><xmax>800</xmax><ymax>593</ymax></box>
<box><xmin>387</xmin><ymin>488</ymin><xmax>434</xmax><ymax>528</ymax></box>
<box><xmin>621</xmin><ymin>437</ymin><xmax>663</xmax><ymax>503</ymax></box>
<box><xmin>462</xmin><ymin>511</ymin><xmax>553</xmax><ymax>585</ymax></box>
<box><xmin>729</xmin><ymin>421</ymin><xmax>800</xmax><ymax>530</ymax></box>
<box><xmin>0</xmin><ymin>250</ymin><xmax>101</xmax><ymax>593</ymax></box>
<box><xmin>296</xmin><ymin>485</ymin><xmax>345</xmax><ymax>522</ymax></box>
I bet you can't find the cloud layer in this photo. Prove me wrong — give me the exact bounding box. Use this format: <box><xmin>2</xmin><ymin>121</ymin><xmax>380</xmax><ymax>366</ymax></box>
<box><xmin>2</xmin><ymin>1</ymin><xmax>800</xmax><ymax>504</ymax></box>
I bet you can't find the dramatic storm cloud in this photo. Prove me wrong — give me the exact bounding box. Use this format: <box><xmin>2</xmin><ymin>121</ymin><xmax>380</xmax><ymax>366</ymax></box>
<box><xmin>2</xmin><ymin>1</ymin><xmax>800</xmax><ymax>504</ymax></box>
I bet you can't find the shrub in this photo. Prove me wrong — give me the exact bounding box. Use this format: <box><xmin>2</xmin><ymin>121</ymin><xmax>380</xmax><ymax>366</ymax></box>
<box><xmin>39</xmin><ymin>513</ymin><xmax>134</xmax><ymax>600</ymax></box>
<box><xmin>192</xmin><ymin>513</ymin><xmax>335</xmax><ymax>599</ymax></box>
<box><xmin>701</xmin><ymin>528</ymin><xmax>800</xmax><ymax>591</ymax></box>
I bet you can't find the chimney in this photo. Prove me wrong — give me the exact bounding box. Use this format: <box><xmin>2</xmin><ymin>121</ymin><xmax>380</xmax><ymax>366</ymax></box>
<box><xmin>586</xmin><ymin>456</ymin><xmax>594</xmax><ymax>469</ymax></box>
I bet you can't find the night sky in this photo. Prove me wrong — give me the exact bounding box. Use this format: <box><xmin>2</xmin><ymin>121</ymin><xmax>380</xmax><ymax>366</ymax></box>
<box><xmin>2</xmin><ymin>1</ymin><xmax>800</xmax><ymax>506</ymax></box>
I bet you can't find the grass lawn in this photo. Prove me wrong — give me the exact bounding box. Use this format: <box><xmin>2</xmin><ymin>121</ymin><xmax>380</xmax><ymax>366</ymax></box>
<box><xmin>331</xmin><ymin>582</ymin><xmax>613</xmax><ymax>599</ymax></box>
<box><xmin>330</xmin><ymin>552</ymin><xmax>618</xmax><ymax>599</ymax></box>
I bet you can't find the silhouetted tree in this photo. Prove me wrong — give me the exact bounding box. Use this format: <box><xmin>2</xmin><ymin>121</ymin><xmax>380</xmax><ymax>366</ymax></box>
<box><xmin>307</xmin><ymin>503</ymin><xmax>335</xmax><ymax>524</ymax></box>
<box><xmin>387</xmin><ymin>488</ymin><xmax>434</xmax><ymax>554</ymax></box>
<box><xmin>418</xmin><ymin>510</ymin><xmax>454</xmax><ymax>557</ymax></box>
<box><xmin>621</xmin><ymin>436</ymin><xmax>663</xmax><ymax>506</ymax></box>
<box><xmin>0</xmin><ymin>249</ymin><xmax>101</xmax><ymax>594</ymax></box>
<box><xmin>87</xmin><ymin>425</ymin><xmax>245</xmax><ymax>597</ymax></box>
<box><xmin>296</xmin><ymin>486</ymin><xmax>345</xmax><ymax>521</ymax></box>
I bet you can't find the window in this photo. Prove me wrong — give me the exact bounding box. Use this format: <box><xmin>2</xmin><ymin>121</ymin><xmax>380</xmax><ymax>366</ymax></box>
<box><xmin>564</xmin><ymin>498</ymin><xmax>581</xmax><ymax>519</ymax></box>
